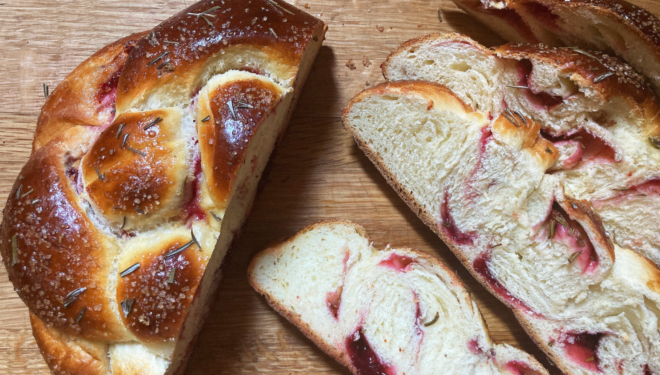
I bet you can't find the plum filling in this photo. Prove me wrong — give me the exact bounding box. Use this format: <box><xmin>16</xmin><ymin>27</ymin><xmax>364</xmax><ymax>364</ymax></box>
<box><xmin>544</xmin><ymin>203</ymin><xmax>599</xmax><ymax>274</ymax></box>
<box><xmin>97</xmin><ymin>68</ymin><xmax>122</xmax><ymax>114</ymax></box>
<box><xmin>326</xmin><ymin>286</ymin><xmax>343</xmax><ymax>320</ymax></box>
<box><xmin>644</xmin><ymin>365</ymin><xmax>653</xmax><ymax>375</ymax></box>
<box><xmin>506</xmin><ymin>360</ymin><xmax>543</xmax><ymax>375</ymax></box>
<box><xmin>467</xmin><ymin>338</ymin><xmax>490</xmax><ymax>356</ymax></box>
<box><xmin>379</xmin><ymin>253</ymin><xmax>415</xmax><ymax>273</ymax></box>
<box><xmin>523</xmin><ymin>3</ymin><xmax>560</xmax><ymax>32</ymax></box>
<box><xmin>593</xmin><ymin>179</ymin><xmax>660</xmax><ymax>210</ymax></box>
<box><xmin>184</xmin><ymin>158</ymin><xmax>206</xmax><ymax>222</ymax></box>
<box><xmin>560</xmin><ymin>332</ymin><xmax>604</xmax><ymax>372</ymax></box>
<box><xmin>345</xmin><ymin>327</ymin><xmax>395</xmax><ymax>375</ymax></box>
<box><xmin>440</xmin><ymin>191</ymin><xmax>476</xmax><ymax>246</ymax></box>
<box><xmin>517</xmin><ymin>60</ymin><xmax>565</xmax><ymax>111</ymax></box>
<box><xmin>473</xmin><ymin>252</ymin><xmax>540</xmax><ymax>316</ymax></box>
<box><xmin>543</xmin><ymin>130</ymin><xmax>616</xmax><ymax>167</ymax></box>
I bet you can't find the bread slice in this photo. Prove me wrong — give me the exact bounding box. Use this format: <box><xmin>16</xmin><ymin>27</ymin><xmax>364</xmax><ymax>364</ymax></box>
<box><xmin>248</xmin><ymin>220</ymin><xmax>548</xmax><ymax>375</ymax></box>
<box><xmin>381</xmin><ymin>33</ymin><xmax>660</xmax><ymax>268</ymax></box>
<box><xmin>451</xmin><ymin>0</ymin><xmax>660</xmax><ymax>97</ymax></box>
<box><xmin>343</xmin><ymin>81</ymin><xmax>660</xmax><ymax>375</ymax></box>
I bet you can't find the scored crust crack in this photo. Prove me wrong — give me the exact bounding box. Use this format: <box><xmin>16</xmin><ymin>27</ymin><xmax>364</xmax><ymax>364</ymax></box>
<box><xmin>343</xmin><ymin>57</ymin><xmax>660</xmax><ymax>372</ymax></box>
<box><xmin>0</xmin><ymin>1</ymin><xmax>326</xmax><ymax>374</ymax></box>
<box><xmin>249</xmin><ymin>220</ymin><xmax>548</xmax><ymax>375</ymax></box>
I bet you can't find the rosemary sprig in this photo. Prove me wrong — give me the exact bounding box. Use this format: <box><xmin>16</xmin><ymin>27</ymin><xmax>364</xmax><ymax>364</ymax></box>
<box><xmin>63</xmin><ymin>287</ymin><xmax>87</xmax><ymax>308</ymax></box>
<box><xmin>442</xmin><ymin>221</ymin><xmax>450</xmax><ymax>228</ymax></box>
<box><xmin>191</xmin><ymin>228</ymin><xmax>201</xmax><ymax>251</ymax></box>
<box><xmin>501</xmin><ymin>111</ymin><xmax>520</xmax><ymax>127</ymax></box>
<box><xmin>545</xmin><ymin>147</ymin><xmax>553</xmax><ymax>154</ymax></box>
<box><xmin>121</xmin><ymin>133</ymin><xmax>129</xmax><ymax>148</ymax></box>
<box><xmin>15</xmin><ymin>184</ymin><xmax>22</xmax><ymax>200</ymax></box>
<box><xmin>548</xmin><ymin>339</ymin><xmax>555</xmax><ymax>347</ymax></box>
<box><xmin>562</xmin><ymin>47</ymin><xmax>604</xmax><ymax>65</ymax></box>
<box><xmin>11</xmin><ymin>234</ymin><xmax>18</xmax><ymax>266</ymax></box>
<box><xmin>147</xmin><ymin>51</ymin><xmax>170</xmax><ymax>67</ymax></box>
<box><xmin>188</xmin><ymin>5</ymin><xmax>221</xmax><ymax>18</ymax></box>
<box><xmin>424</xmin><ymin>312</ymin><xmax>440</xmax><ymax>327</ymax></box>
<box><xmin>144</xmin><ymin>117</ymin><xmax>162</xmax><ymax>130</ymax></box>
<box><xmin>513</xmin><ymin>110</ymin><xmax>527</xmax><ymax>124</ymax></box>
<box><xmin>121</xmin><ymin>216</ymin><xmax>127</xmax><ymax>230</ymax></box>
<box><xmin>121</xmin><ymin>298</ymin><xmax>135</xmax><ymax>317</ymax></box>
<box><xmin>268</xmin><ymin>0</ymin><xmax>294</xmax><ymax>15</ymax></box>
<box><xmin>554</xmin><ymin>215</ymin><xmax>569</xmax><ymax>227</ymax></box>
<box><xmin>649</xmin><ymin>137</ymin><xmax>660</xmax><ymax>149</ymax></box>
<box><xmin>135</xmin><ymin>206</ymin><xmax>146</xmax><ymax>215</ymax></box>
<box><xmin>126</xmin><ymin>146</ymin><xmax>147</xmax><ymax>156</ymax></box>
<box><xmin>179</xmin><ymin>176</ymin><xmax>187</xmax><ymax>196</ymax></box>
<box><xmin>43</xmin><ymin>83</ymin><xmax>49</xmax><ymax>98</ymax></box>
<box><xmin>237</xmin><ymin>101</ymin><xmax>254</xmax><ymax>109</ymax></box>
<box><xmin>168</xmin><ymin>268</ymin><xmax>176</xmax><ymax>284</ymax></box>
<box><xmin>201</xmin><ymin>116</ymin><xmax>210</xmax><ymax>123</ymax></box>
<box><xmin>115</xmin><ymin>123</ymin><xmax>126</xmax><ymax>139</ymax></box>
<box><xmin>94</xmin><ymin>166</ymin><xmax>105</xmax><ymax>182</ymax></box>
<box><xmin>593</xmin><ymin>72</ymin><xmax>614</xmax><ymax>83</ymax></box>
<box><xmin>613</xmin><ymin>187</ymin><xmax>630</xmax><ymax>191</ymax></box>
<box><xmin>164</xmin><ymin>240</ymin><xmax>194</xmax><ymax>259</ymax></box>
<box><xmin>211</xmin><ymin>212</ymin><xmax>222</xmax><ymax>222</ymax></box>
<box><xmin>76</xmin><ymin>306</ymin><xmax>86</xmax><ymax>323</ymax></box>
<box><xmin>548</xmin><ymin>220</ymin><xmax>556</xmax><ymax>240</ymax></box>
<box><xmin>269</xmin><ymin>28</ymin><xmax>278</xmax><ymax>40</ymax></box>
<box><xmin>568</xmin><ymin>251</ymin><xmax>582</xmax><ymax>263</ymax></box>
<box><xmin>20</xmin><ymin>188</ymin><xmax>33</xmax><ymax>198</ymax></box>
<box><xmin>120</xmin><ymin>263</ymin><xmax>140</xmax><ymax>277</ymax></box>
<box><xmin>227</xmin><ymin>101</ymin><xmax>237</xmax><ymax>120</ymax></box>
<box><xmin>506</xmin><ymin>85</ymin><xmax>529</xmax><ymax>89</ymax></box>
<box><xmin>164</xmin><ymin>40</ymin><xmax>179</xmax><ymax>45</ymax></box>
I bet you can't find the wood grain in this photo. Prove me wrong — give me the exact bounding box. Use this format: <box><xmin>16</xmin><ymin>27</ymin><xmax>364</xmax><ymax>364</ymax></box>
<box><xmin>1</xmin><ymin>0</ymin><xmax>659</xmax><ymax>373</ymax></box>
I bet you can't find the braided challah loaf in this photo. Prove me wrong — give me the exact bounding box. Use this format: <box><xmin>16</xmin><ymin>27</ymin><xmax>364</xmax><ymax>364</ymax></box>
<box><xmin>382</xmin><ymin>33</ymin><xmax>660</xmax><ymax>267</ymax></box>
<box><xmin>249</xmin><ymin>220</ymin><xmax>548</xmax><ymax>375</ymax></box>
<box><xmin>1</xmin><ymin>1</ymin><xmax>325</xmax><ymax>374</ymax></box>
<box><xmin>343</xmin><ymin>80</ymin><xmax>660</xmax><ymax>374</ymax></box>
<box><xmin>451</xmin><ymin>0</ymin><xmax>660</xmax><ymax>97</ymax></box>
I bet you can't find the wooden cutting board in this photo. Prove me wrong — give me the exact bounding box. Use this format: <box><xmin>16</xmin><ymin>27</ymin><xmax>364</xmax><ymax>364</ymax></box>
<box><xmin>1</xmin><ymin>0</ymin><xmax>659</xmax><ymax>373</ymax></box>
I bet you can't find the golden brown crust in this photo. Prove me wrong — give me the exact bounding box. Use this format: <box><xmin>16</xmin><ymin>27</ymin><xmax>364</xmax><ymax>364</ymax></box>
<box><xmin>82</xmin><ymin>108</ymin><xmax>188</xmax><ymax>228</ymax></box>
<box><xmin>33</xmin><ymin>32</ymin><xmax>147</xmax><ymax>152</ymax></box>
<box><xmin>117</xmin><ymin>234</ymin><xmax>208</xmax><ymax>342</ymax></box>
<box><xmin>2</xmin><ymin>126</ymin><xmax>127</xmax><ymax>341</ymax></box>
<box><xmin>198</xmin><ymin>76</ymin><xmax>283</xmax><ymax>208</ymax></box>
<box><xmin>116</xmin><ymin>0</ymin><xmax>323</xmax><ymax>112</ymax></box>
<box><xmin>30</xmin><ymin>312</ymin><xmax>109</xmax><ymax>375</ymax></box>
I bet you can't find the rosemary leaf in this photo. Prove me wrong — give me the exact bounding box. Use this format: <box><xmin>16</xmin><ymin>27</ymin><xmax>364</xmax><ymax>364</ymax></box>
<box><xmin>116</xmin><ymin>123</ymin><xmax>125</xmax><ymax>139</ymax></box>
<box><xmin>164</xmin><ymin>241</ymin><xmax>194</xmax><ymax>259</ymax></box>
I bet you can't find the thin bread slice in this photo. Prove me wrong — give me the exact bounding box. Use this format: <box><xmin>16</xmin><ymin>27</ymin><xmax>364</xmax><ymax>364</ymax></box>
<box><xmin>343</xmin><ymin>81</ymin><xmax>660</xmax><ymax>375</ymax></box>
<box><xmin>248</xmin><ymin>220</ymin><xmax>548</xmax><ymax>375</ymax></box>
<box><xmin>451</xmin><ymin>0</ymin><xmax>660</xmax><ymax>97</ymax></box>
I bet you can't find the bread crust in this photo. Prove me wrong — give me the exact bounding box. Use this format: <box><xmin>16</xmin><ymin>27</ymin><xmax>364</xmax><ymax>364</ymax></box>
<box><xmin>248</xmin><ymin>220</ymin><xmax>548</xmax><ymax>375</ymax></box>
<box><xmin>342</xmin><ymin>81</ymin><xmax>613</xmax><ymax>375</ymax></box>
<box><xmin>33</xmin><ymin>32</ymin><xmax>147</xmax><ymax>152</ymax></box>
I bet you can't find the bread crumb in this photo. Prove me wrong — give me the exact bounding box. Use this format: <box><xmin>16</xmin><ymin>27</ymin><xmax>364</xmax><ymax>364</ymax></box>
<box><xmin>304</xmin><ymin>3</ymin><xmax>309</xmax><ymax>8</ymax></box>
<box><xmin>346</xmin><ymin>59</ymin><xmax>356</xmax><ymax>70</ymax></box>
<box><xmin>418</xmin><ymin>24</ymin><xmax>423</xmax><ymax>28</ymax></box>
<box><xmin>376</xmin><ymin>25</ymin><xmax>384</xmax><ymax>32</ymax></box>
<box><xmin>365</xmin><ymin>81</ymin><xmax>370</xmax><ymax>86</ymax></box>
<box><xmin>362</xmin><ymin>56</ymin><xmax>371</xmax><ymax>67</ymax></box>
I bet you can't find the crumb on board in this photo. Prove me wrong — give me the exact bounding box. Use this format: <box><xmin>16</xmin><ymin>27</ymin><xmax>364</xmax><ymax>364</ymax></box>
<box><xmin>362</xmin><ymin>56</ymin><xmax>371</xmax><ymax>67</ymax></box>
<box><xmin>304</xmin><ymin>3</ymin><xmax>309</xmax><ymax>8</ymax></box>
<box><xmin>346</xmin><ymin>59</ymin><xmax>357</xmax><ymax>70</ymax></box>
<box><xmin>376</xmin><ymin>25</ymin><xmax>384</xmax><ymax>32</ymax></box>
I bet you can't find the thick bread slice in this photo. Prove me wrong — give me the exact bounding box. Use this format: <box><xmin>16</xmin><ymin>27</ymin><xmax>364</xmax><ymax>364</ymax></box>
<box><xmin>451</xmin><ymin>0</ymin><xmax>660</xmax><ymax>97</ymax></box>
<box><xmin>248</xmin><ymin>220</ymin><xmax>548</xmax><ymax>375</ymax></box>
<box><xmin>382</xmin><ymin>33</ymin><xmax>660</xmax><ymax>268</ymax></box>
<box><xmin>343</xmin><ymin>81</ymin><xmax>660</xmax><ymax>375</ymax></box>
